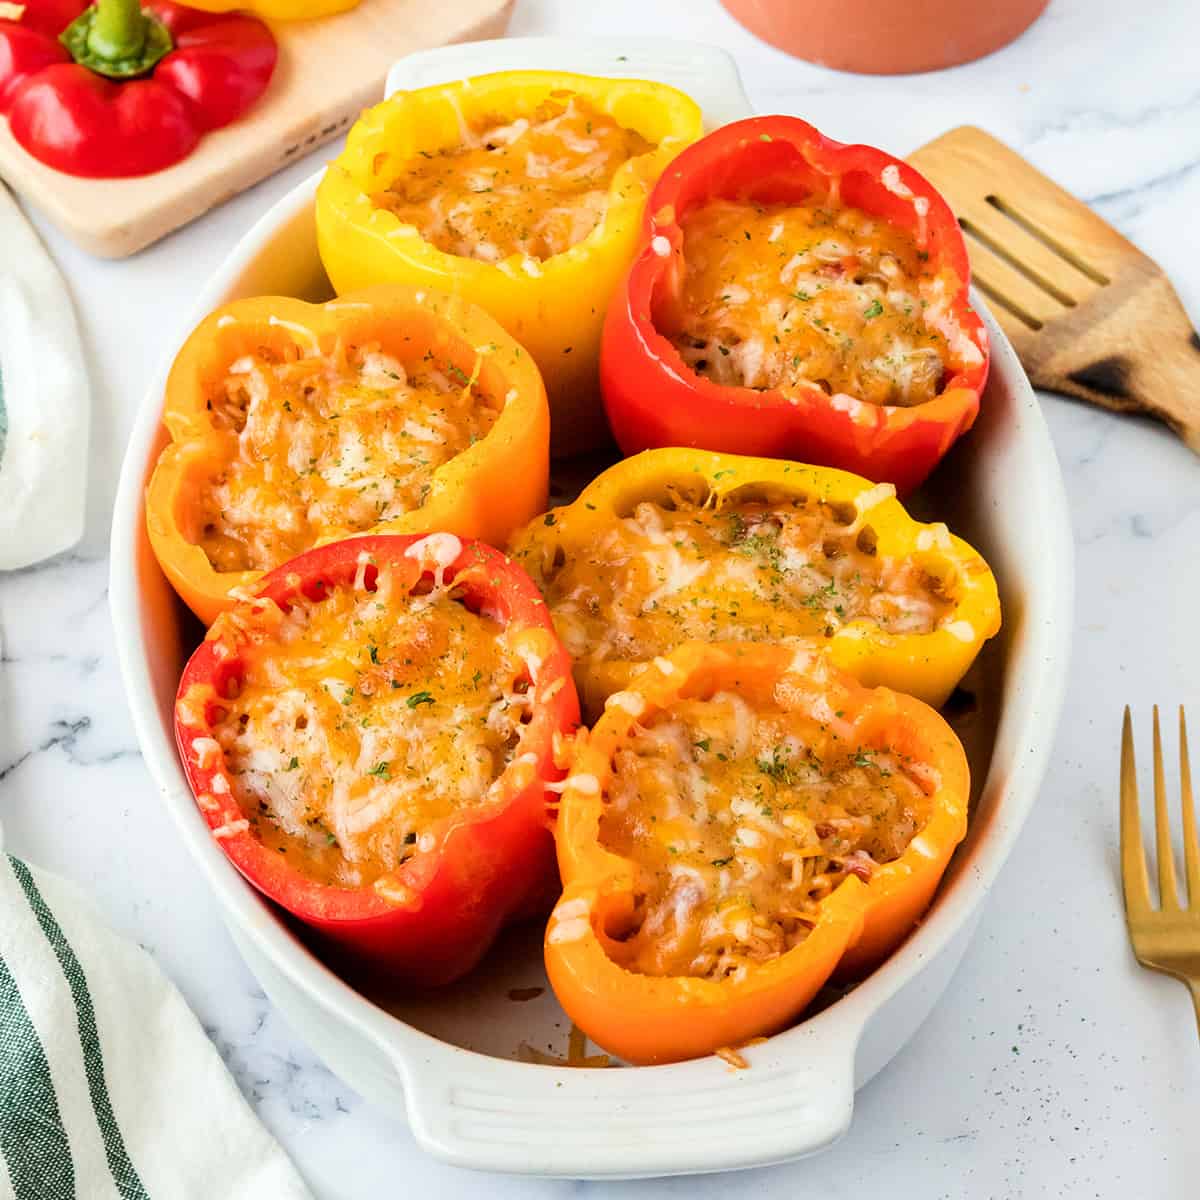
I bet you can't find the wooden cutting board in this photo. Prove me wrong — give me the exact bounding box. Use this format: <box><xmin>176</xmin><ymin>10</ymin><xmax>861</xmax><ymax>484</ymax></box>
<box><xmin>0</xmin><ymin>0</ymin><xmax>514</xmax><ymax>258</ymax></box>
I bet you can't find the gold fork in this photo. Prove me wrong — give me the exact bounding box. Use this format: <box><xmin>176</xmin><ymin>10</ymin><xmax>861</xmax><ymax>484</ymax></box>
<box><xmin>1120</xmin><ymin>706</ymin><xmax>1200</xmax><ymax>1038</ymax></box>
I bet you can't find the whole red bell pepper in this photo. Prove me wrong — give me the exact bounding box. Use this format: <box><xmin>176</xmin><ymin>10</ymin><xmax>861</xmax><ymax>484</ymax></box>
<box><xmin>174</xmin><ymin>533</ymin><xmax>581</xmax><ymax>985</ymax></box>
<box><xmin>601</xmin><ymin>115</ymin><xmax>990</xmax><ymax>493</ymax></box>
<box><xmin>0</xmin><ymin>0</ymin><xmax>276</xmax><ymax>177</ymax></box>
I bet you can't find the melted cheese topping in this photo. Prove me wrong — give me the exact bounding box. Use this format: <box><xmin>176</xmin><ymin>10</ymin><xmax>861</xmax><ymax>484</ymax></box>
<box><xmin>525</xmin><ymin>494</ymin><xmax>953</xmax><ymax>668</ymax></box>
<box><xmin>211</xmin><ymin>568</ymin><xmax>528</xmax><ymax>888</ymax></box>
<box><xmin>600</xmin><ymin>690</ymin><xmax>929</xmax><ymax>980</ymax></box>
<box><xmin>668</xmin><ymin>197</ymin><xmax>960</xmax><ymax>407</ymax></box>
<box><xmin>376</xmin><ymin>93</ymin><xmax>652</xmax><ymax>263</ymax></box>
<box><xmin>197</xmin><ymin>341</ymin><xmax>497</xmax><ymax>574</ymax></box>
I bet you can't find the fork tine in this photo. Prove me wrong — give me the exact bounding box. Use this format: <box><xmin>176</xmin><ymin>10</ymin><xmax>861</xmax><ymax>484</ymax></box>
<box><xmin>1121</xmin><ymin>707</ymin><xmax>1152</xmax><ymax>914</ymax></box>
<box><xmin>1153</xmin><ymin>706</ymin><xmax>1181</xmax><ymax>909</ymax></box>
<box><xmin>1180</xmin><ymin>707</ymin><xmax>1199</xmax><ymax>908</ymax></box>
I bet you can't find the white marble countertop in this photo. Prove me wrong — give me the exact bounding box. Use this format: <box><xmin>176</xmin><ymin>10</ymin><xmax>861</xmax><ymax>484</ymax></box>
<box><xmin>3</xmin><ymin>0</ymin><xmax>1199</xmax><ymax>1194</ymax></box>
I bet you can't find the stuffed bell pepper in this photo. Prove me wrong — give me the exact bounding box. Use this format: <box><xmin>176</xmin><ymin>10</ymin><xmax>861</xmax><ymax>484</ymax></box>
<box><xmin>175</xmin><ymin>533</ymin><xmax>580</xmax><ymax>985</ymax></box>
<box><xmin>601</xmin><ymin>116</ymin><xmax>990</xmax><ymax>491</ymax></box>
<box><xmin>182</xmin><ymin>0</ymin><xmax>359</xmax><ymax>16</ymax></box>
<box><xmin>315</xmin><ymin>70</ymin><xmax>704</xmax><ymax>456</ymax></box>
<box><xmin>511</xmin><ymin>448</ymin><xmax>1000</xmax><ymax>717</ymax></box>
<box><xmin>0</xmin><ymin>0</ymin><xmax>276</xmax><ymax>177</ymax></box>
<box><xmin>544</xmin><ymin>641</ymin><xmax>969</xmax><ymax>1064</ymax></box>
<box><xmin>146</xmin><ymin>284</ymin><xmax>549</xmax><ymax>624</ymax></box>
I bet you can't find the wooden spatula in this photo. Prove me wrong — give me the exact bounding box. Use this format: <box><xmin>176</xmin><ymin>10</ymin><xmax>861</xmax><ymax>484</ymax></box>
<box><xmin>908</xmin><ymin>126</ymin><xmax>1200</xmax><ymax>452</ymax></box>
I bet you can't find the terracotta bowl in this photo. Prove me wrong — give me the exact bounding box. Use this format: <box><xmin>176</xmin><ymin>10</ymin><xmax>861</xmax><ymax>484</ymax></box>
<box><xmin>721</xmin><ymin>0</ymin><xmax>1050</xmax><ymax>75</ymax></box>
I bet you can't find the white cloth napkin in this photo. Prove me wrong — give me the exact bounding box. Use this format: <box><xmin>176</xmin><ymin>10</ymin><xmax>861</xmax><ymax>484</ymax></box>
<box><xmin>0</xmin><ymin>185</ymin><xmax>89</xmax><ymax>570</ymax></box>
<box><xmin>0</xmin><ymin>849</ymin><xmax>313</xmax><ymax>1200</ymax></box>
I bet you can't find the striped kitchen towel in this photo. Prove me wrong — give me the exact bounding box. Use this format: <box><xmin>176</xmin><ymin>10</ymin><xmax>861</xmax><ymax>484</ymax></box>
<box><xmin>0</xmin><ymin>853</ymin><xmax>312</xmax><ymax>1200</ymax></box>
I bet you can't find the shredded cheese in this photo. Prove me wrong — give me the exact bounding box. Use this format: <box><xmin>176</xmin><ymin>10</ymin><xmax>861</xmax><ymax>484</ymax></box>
<box><xmin>210</xmin><ymin>567</ymin><xmax>532</xmax><ymax>888</ymax></box>
<box><xmin>212</xmin><ymin>819</ymin><xmax>250</xmax><ymax>840</ymax></box>
<box><xmin>598</xmin><ymin>689</ymin><xmax>931</xmax><ymax>981</ymax></box>
<box><xmin>194</xmin><ymin>338</ymin><xmax>499</xmax><ymax>574</ymax></box>
<box><xmin>665</xmin><ymin>196</ymin><xmax>966</xmax><ymax>408</ymax></box>
<box><xmin>375</xmin><ymin>94</ymin><xmax>652</xmax><ymax>262</ymax></box>
<box><xmin>522</xmin><ymin>493</ymin><xmax>955</xmax><ymax>671</ymax></box>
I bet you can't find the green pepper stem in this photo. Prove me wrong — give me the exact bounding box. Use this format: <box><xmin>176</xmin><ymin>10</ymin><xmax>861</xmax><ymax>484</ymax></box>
<box><xmin>60</xmin><ymin>0</ymin><xmax>174</xmax><ymax>80</ymax></box>
<box><xmin>87</xmin><ymin>0</ymin><xmax>146</xmax><ymax>61</ymax></box>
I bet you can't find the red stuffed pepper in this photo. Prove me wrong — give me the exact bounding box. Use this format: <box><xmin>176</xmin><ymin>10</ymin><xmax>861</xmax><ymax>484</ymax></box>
<box><xmin>601</xmin><ymin>115</ymin><xmax>989</xmax><ymax>493</ymax></box>
<box><xmin>0</xmin><ymin>0</ymin><xmax>276</xmax><ymax>177</ymax></box>
<box><xmin>174</xmin><ymin>533</ymin><xmax>580</xmax><ymax>985</ymax></box>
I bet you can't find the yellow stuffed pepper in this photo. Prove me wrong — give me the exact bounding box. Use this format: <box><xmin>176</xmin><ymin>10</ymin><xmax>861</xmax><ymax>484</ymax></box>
<box><xmin>147</xmin><ymin>284</ymin><xmax>549</xmax><ymax>625</ymax></box>
<box><xmin>180</xmin><ymin>0</ymin><xmax>360</xmax><ymax>18</ymax></box>
<box><xmin>511</xmin><ymin>447</ymin><xmax>1001</xmax><ymax>716</ymax></box>
<box><xmin>315</xmin><ymin>71</ymin><xmax>704</xmax><ymax>456</ymax></box>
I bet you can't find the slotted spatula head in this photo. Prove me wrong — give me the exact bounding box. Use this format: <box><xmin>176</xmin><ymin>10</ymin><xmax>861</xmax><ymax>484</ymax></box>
<box><xmin>909</xmin><ymin>126</ymin><xmax>1200</xmax><ymax>452</ymax></box>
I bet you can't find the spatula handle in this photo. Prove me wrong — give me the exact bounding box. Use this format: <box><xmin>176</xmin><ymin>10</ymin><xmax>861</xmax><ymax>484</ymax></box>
<box><xmin>908</xmin><ymin>125</ymin><xmax>1200</xmax><ymax>454</ymax></box>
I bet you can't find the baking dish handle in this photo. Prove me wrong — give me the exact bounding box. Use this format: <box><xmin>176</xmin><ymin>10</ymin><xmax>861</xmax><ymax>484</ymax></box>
<box><xmin>389</xmin><ymin>1023</ymin><xmax>859</xmax><ymax>1177</ymax></box>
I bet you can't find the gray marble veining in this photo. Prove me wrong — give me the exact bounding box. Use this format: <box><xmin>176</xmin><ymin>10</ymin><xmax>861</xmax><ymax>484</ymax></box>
<box><xmin>2</xmin><ymin>0</ymin><xmax>1198</xmax><ymax>1195</ymax></box>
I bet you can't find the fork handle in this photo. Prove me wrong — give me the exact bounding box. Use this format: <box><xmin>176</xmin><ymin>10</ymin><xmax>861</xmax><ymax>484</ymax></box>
<box><xmin>1024</xmin><ymin>269</ymin><xmax>1200</xmax><ymax>454</ymax></box>
<box><xmin>1189</xmin><ymin>977</ymin><xmax>1200</xmax><ymax>1045</ymax></box>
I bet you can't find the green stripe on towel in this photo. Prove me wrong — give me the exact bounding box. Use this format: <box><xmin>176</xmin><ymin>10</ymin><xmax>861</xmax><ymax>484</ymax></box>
<box><xmin>0</xmin><ymin>947</ymin><xmax>75</xmax><ymax>1199</ymax></box>
<box><xmin>8</xmin><ymin>857</ymin><xmax>149</xmax><ymax>1200</ymax></box>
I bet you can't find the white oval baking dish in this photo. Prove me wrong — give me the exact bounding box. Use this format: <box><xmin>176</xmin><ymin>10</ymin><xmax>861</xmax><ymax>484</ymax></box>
<box><xmin>109</xmin><ymin>38</ymin><xmax>1073</xmax><ymax>1179</ymax></box>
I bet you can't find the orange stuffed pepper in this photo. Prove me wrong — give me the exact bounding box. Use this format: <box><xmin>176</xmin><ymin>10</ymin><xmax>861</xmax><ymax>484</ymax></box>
<box><xmin>544</xmin><ymin>641</ymin><xmax>970</xmax><ymax>1065</ymax></box>
<box><xmin>146</xmin><ymin>284</ymin><xmax>549</xmax><ymax>624</ymax></box>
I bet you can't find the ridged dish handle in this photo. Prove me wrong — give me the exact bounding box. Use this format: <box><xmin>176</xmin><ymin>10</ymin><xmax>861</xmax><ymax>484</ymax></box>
<box><xmin>389</xmin><ymin>1023</ymin><xmax>859</xmax><ymax>1177</ymax></box>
